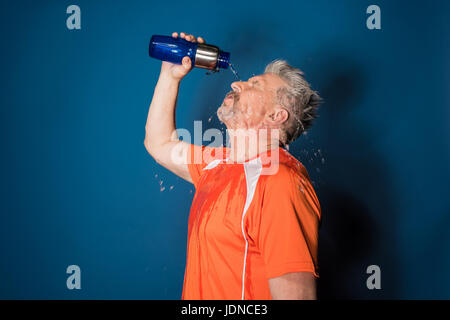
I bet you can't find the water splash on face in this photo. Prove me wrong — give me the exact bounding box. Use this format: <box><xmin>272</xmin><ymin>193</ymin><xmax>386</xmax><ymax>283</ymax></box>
<box><xmin>217</xmin><ymin>92</ymin><xmax>240</xmax><ymax>124</ymax></box>
<box><xmin>217</xmin><ymin>104</ymin><xmax>235</xmax><ymax>122</ymax></box>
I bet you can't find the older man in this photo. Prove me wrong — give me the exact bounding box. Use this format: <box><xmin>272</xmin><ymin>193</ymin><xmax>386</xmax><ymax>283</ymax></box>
<box><xmin>144</xmin><ymin>32</ymin><xmax>322</xmax><ymax>300</ymax></box>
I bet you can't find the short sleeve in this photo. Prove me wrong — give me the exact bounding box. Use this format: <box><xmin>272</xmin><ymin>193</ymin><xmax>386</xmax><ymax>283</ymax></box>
<box><xmin>187</xmin><ymin>143</ymin><xmax>228</xmax><ymax>189</ymax></box>
<box><xmin>257</xmin><ymin>166</ymin><xmax>321</xmax><ymax>279</ymax></box>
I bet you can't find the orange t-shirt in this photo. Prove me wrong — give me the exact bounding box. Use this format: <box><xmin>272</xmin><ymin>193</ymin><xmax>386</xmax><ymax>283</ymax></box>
<box><xmin>182</xmin><ymin>144</ymin><xmax>321</xmax><ymax>300</ymax></box>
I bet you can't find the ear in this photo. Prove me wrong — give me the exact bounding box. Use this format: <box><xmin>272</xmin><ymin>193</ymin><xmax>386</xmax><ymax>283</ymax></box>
<box><xmin>266</xmin><ymin>106</ymin><xmax>289</xmax><ymax>126</ymax></box>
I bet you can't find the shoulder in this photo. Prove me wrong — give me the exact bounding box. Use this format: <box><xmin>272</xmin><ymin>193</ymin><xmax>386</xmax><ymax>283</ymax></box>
<box><xmin>260</xmin><ymin>161</ymin><xmax>321</xmax><ymax>220</ymax></box>
<box><xmin>189</xmin><ymin>144</ymin><xmax>229</xmax><ymax>165</ymax></box>
<box><xmin>261</xmin><ymin>163</ymin><xmax>306</xmax><ymax>192</ymax></box>
<box><xmin>261</xmin><ymin>156</ymin><xmax>319</xmax><ymax>201</ymax></box>
<box><xmin>262</xmin><ymin>147</ymin><xmax>311</xmax><ymax>185</ymax></box>
<box><xmin>259</xmin><ymin>147</ymin><xmax>310</xmax><ymax>178</ymax></box>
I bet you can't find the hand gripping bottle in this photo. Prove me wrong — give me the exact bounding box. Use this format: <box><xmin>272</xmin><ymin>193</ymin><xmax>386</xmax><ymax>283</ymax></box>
<box><xmin>149</xmin><ymin>35</ymin><xmax>230</xmax><ymax>71</ymax></box>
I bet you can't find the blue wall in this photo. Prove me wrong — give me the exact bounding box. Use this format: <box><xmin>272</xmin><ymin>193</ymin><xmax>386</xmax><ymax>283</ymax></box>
<box><xmin>0</xmin><ymin>0</ymin><xmax>449</xmax><ymax>299</ymax></box>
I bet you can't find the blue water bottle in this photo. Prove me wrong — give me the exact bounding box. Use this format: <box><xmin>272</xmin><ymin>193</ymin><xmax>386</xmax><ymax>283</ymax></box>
<box><xmin>149</xmin><ymin>35</ymin><xmax>230</xmax><ymax>71</ymax></box>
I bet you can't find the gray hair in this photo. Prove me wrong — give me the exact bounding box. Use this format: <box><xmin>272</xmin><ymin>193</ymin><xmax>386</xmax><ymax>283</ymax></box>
<box><xmin>264</xmin><ymin>59</ymin><xmax>322</xmax><ymax>145</ymax></box>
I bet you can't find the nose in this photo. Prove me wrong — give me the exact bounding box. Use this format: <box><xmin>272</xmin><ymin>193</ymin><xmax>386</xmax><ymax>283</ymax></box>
<box><xmin>231</xmin><ymin>81</ymin><xmax>243</xmax><ymax>92</ymax></box>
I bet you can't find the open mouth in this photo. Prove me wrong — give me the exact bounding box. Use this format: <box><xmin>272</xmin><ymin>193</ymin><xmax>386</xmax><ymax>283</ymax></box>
<box><xmin>225</xmin><ymin>92</ymin><xmax>234</xmax><ymax>100</ymax></box>
<box><xmin>225</xmin><ymin>91</ymin><xmax>238</xmax><ymax>102</ymax></box>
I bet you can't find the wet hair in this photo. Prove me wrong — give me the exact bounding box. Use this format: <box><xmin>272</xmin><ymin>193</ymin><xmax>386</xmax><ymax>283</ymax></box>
<box><xmin>264</xmin><ymin>59</ymin><xmax>322</xmax><ymax>145</ymax></box>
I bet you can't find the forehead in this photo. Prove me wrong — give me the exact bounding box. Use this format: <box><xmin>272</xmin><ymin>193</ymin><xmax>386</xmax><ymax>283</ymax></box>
<box><xmin>250</xmin><ymin>73</ymin><xmax>287</xmax><ymax>89</ymax></box>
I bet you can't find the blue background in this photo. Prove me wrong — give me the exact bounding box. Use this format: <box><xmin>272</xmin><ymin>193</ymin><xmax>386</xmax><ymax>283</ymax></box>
<box><xmin>0</xmin><ymin>0</ymin><xmax>449</xmax><ymax>299</ymax></box>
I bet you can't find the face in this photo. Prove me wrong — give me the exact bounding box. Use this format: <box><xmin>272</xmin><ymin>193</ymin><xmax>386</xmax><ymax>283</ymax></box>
<box><xmin>217</xmin><ymin>73</ymin><xmax>289</xmax><ymax>130</ymax></box>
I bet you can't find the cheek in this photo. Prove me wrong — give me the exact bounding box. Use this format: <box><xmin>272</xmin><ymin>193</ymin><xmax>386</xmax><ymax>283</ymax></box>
<box><xmin>253</xmin><ymin>94</ymin><xmax>271</xmax><ymax>117</ymax></box>
<box><xmin>242</xmin><ymin>92</ymin><xmax>264</xmax><ymax>113</ymax></box>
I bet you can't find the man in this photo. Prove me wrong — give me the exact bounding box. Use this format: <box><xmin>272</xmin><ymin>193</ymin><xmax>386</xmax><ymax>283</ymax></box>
<box><xmin>144</xmin><ymin>32</ymin><xmax>322</xmax><ymax>300</ymax></box>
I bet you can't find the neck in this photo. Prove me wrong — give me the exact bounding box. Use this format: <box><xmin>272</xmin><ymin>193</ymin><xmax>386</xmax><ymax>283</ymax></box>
<box><xmin>226</xmin><ymin>128</ymin><xmax>281</xmax><ymax>163</ymax></box>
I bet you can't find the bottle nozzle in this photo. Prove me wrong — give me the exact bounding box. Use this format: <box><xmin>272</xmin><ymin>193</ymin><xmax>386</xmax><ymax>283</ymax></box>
<box><xmin>217</xmin><ymin>51</ymin><xmax>230</xmax><ymax>69</ymax></box>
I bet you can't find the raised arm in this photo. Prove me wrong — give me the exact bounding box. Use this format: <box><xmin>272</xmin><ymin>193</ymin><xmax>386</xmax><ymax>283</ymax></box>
<box><xmin>144</xmin><ymin>32</ymin><xmax>205</xmax><ymax>183</ymax></box>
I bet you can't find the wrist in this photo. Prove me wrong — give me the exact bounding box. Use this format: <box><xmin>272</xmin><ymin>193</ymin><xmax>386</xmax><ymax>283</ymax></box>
<box><xmin>158</xmin><ymin>72</ymin><xmax>182</xmax><ymax>85</ymax></box>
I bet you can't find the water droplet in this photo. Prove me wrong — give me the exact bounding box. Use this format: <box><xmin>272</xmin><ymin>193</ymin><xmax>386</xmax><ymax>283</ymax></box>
<box><xmin>321</xmin><ymin>158</ymin><xmax>325</xmax><ymax>164</ymax></box>
<box><xmin>159</xmin><ymin>180</ymin><xmax>163</xmax><ymax>186</ymax></box>
<box><xmin>154</xmin><ymin>174</ymin><xmax>158</xmax><ymax>178</ymax></box>
<box><xmin>208</xmin><ymin>116</ymin><xmax>213</xmax><ymax>123</ymax></box>
<box><xmin>228</xmin><ymin>62</ymin><xmax>241</xmax><ymax>80</ymax></box>
<box><xmin>169</xmin><ymin>185</ymin><xmax>174</xmax><ymax>191</ymax></box>
<box><xmin>160</xmin><ymin>186</ymin><xmax>165</xmax><ymax>192</ymax></box>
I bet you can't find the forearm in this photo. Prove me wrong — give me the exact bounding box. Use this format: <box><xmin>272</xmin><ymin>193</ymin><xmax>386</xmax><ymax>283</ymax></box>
<box><xmin>144</xmin><ymin>74</ymin><xmax>181</xmax><ymax>151</ymax></box>
<box><xmin>142</xmin><ymin>32</ymin><xmax>202</xmax><ymax>182</ymax></box>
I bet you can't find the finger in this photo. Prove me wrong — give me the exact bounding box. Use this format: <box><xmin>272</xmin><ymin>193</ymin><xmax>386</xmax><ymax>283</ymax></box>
<box><xmin>172</xmin><ymin>32</ymin><xmax>178</xmax><ymax>38</ymax></box>
<box><xmin>182</xmin><ymin>56</ymin><xmax>192</xmax><ymax>69</ymax></box>
<box><xmin>180</xmin><ymin>32</ymin><xmax>186</xmax><ymax>38</ymax></box>
<box><xmin>186</xmin><ymin>34</ymin><xmax>195</xmax><ymax>42</ymax></box>
<box><xmin>197</xmin><ymin>36</ymin><xmax>205</xmax><ymax>43</ymax></box>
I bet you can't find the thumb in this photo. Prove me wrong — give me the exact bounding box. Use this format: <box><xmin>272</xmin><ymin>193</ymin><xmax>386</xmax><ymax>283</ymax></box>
<box><xmin>182</xmin><ymin>56</ymin><xmax>192</xmax><ymax>70</ymax></box>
